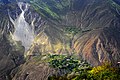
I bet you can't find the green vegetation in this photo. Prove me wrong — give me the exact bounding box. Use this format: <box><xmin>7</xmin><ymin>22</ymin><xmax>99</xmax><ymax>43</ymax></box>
<box><xmin>39</xmin><ymin>54</ymin><xmax>120</xmax><ymax>80</ymax></box>
<box><xmin>30</xmin><ymin>0</ymin><xmax>120</xmax><ymax>21</ymax></box>
<box><xmin>63</xmin><ymin>26</ymin><xmax>91</xmax><ymax>53</ymax></box>
<box><xmin>64</xmin><ymin>27</ymin><xmax>81</xmax><ymax>37</ymax></box>
<box><xmin>48</xmin><ymin>54</ymin><xmax>90</xmax><ymax>72</ymax></box>
<box><xmin>88</xmin><ymin>64</ymin><xmax>120</xmax><ymax>80</ymax></box>
<box><xmin>30</xmin><ymin>0</ymin><xmax>59</xmax><ymax>20</ymax></box>
<box><xmin>64</xmin><ymin>26</ymin><xmax>80</xmax><ymax>49</ymax></box>
<box><xmin>30</xmin><ymin>0</ymin><xmax>71</xmax><ymax>21</ymax></box>
<box><xmin>47</xmin><ymin>54</ymin><xmax>91</xmax><ymax>80</ymax></box>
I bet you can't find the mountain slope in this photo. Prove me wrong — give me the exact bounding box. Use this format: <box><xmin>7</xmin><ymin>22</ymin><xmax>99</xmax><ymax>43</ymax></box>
<box><xmin>0</xmin><ymin>0</ymin><xmax>120</xmax><ymax>79</ymax></box>
<box><xmin>27</xmin><ymin>0</ymin><xmax>120</xmax><ymax>66</ymax></box>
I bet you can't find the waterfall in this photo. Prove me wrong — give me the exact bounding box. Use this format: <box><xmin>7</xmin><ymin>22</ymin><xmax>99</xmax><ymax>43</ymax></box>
<box><xmin>9</xmin><ymin>2</ymin><xmax>35</xmax><ymax>52</ymax></box>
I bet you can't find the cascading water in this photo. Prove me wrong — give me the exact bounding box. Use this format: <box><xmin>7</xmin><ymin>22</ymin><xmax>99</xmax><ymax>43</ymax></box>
<box><xmin>9</xmin><ymin>2</ymin><xmax>35</xmax><ymax>52</ymax></box>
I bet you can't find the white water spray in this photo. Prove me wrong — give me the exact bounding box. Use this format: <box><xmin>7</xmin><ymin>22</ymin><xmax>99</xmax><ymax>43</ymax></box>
<box><xmin>9</xmin><ymin>2</ymin><xmax>35</xmax><ymax>52</ymax></box>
